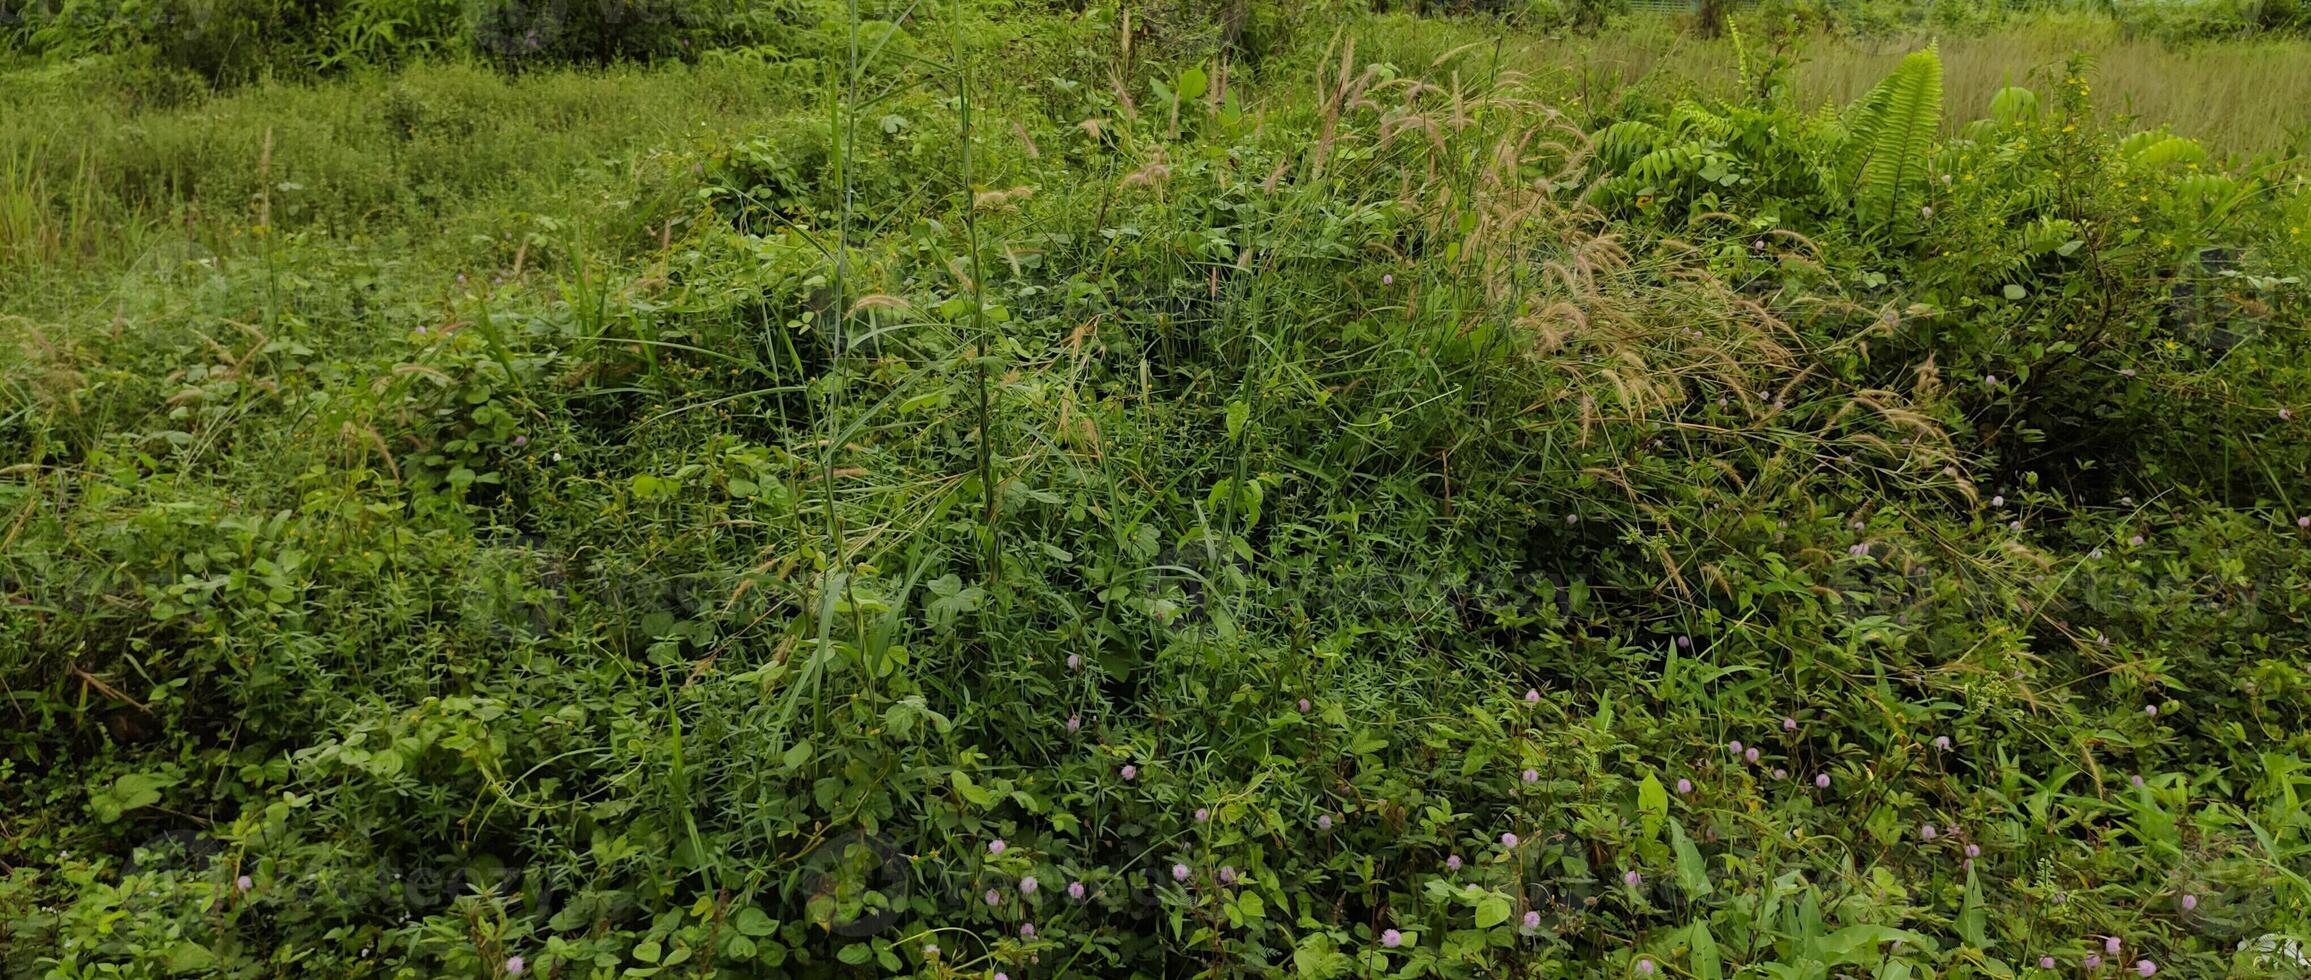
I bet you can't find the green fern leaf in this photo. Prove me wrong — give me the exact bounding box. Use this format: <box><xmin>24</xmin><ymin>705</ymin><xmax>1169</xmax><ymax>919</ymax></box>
<box><xmin>1843</xmin><ymin>47</ymin><xmax>1943</xmax><ymax>230</ymax></box>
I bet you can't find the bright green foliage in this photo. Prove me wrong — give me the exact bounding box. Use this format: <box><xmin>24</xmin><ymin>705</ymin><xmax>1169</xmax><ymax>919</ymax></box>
<box><xmin>1842</xmin><ymin>46</ymin><xmax>1943</xmax><ymax>229</ymax></box>
<box><xmin>4</xmin><ymin>6</ymin><xmax>2311</xmax><ymax>979</ymax></box>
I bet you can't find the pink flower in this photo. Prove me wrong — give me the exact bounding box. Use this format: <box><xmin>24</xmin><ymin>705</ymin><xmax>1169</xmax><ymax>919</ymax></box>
<box><xmin>1921</xmin><ymin>824</ymin><xmax>1938</xmax><ymax>840</ymax></box>
<box><xmin>1783</xmin><ymin>717</ymin><xmax>1798</xmax><ymax>731</ymax></box>
<box><xmin>1298</xmin><ymin>698</ymin><xmax>1311</xmax><ymax>712</ymax></box>
<box><xmin>1020</xmin><ymin>923</ymin><xmax>1035</xmax><ymax>939</ymax></box>
<box><xmin>1445</xmin><ymin>854</ymin><xmax>1462</xmax><ymax>871</ymax></box>
<box><xmin>1522</xmin><ymin>768</ymin><xmax>1539</xmax><ymax>783</ymax></box>
<box><xmin>1067</xmin><ymin>715</ymin><xmax>1082</xmax><ymax>732</ymax></box>
<box><xmin>1171</xmin><ymin>863</ymin><xmax>1190</xmax><ymax>882</ymax></box>
<box><xmin>1934</xmin><ymin>736</ymin><xmax>1951</xmax><ymax>750</ymax></box>
<box><xmin>2129</xmin><ymin>535</ymin><xmax>2145</xmax><ymax>546</ymax></box>
<box><xmin>1773</xmin><ymin>768</ymin><xmax>1788</xmax><ymax>780</ymax></box>
<box><xmin>236</xmin><ymin>875</ymin><xmax>253</xmax><ymax>892</ymax></box>
<box><xmin>2298</xmin><ymin>516</ymin><xmax>2310</xmax><ymax>528</ymax></box>
<box><xmin>1524</xmin><ymin>688</ymin><xmax>1542</xmax><ymax>703</ymax></box>
<box><xmin>1729</xmin><ymin>741</ymin><xmax>1744</xmax><ymax>754</ymax></box>
<box><xmin>2136</xmin><ymin>960</ymin><xmax>2156</xmax><ymax>976</ymax></box>
<box><xmin>2106</xmin><ymin>936</ymin><xmax>2123</xmax><ymax>954</ymax></box>
<box><xmin>1522</xmin><ymin>910</ymin><xmax>1542</xmax><ymax>931</ymax></box>
<box><xmin>1965</xmin><ymin>844</ymin><xmax>1981</xmax><ymax>858</ymax></box>
<box><xmin>1218</xmin><ymin>866</ymin><xmax>1236</xmax><ymax>884</ymax></box>
<box><xmin>2144</xmin><ymin>705</ymin><xmax>2158</xmax><ymax>717</ymax></box>
<box><xmin>1068</xmin><ymin>881</ymin><xmax>1086</xmax><ymax>900</ymax></box>
<box><xmin>2181</xmin><ymin>893</ymin><xmax>2198</xmax><ymax>911</ymax></box>
<box><xmin>1067</xmin><ymin>653</ymin><xmax>1082</xmax><ymax>670</ymax></box>
<box><xmin>985</xmin><ymin>888</ymin><xmax>1003</xmax><ymax>906</ymax></box>
<box><xmin>1020</xmin><ymin>876</ymin><xmax>1037</xmax><ymax>894</ymax></box>
<box><xmin>1744</xmin><ymin>747</ymin><xmax>1760</xmax><ymax>763</ymax></box>
<box><xmin>1675</xmin><ymin>779</ymin><xmax>1693</xmax><ymax>795</ymax></box>
<box><xmin>1318</xmin><ymin>814</ymin><xmax>1333</xmax><ymax>830</ymax></box>
<box><xmin>1623</xmin><ymin>870</ymin><xmax>1642</xmax><ymax>887</ymax></box>
<box><xmin>1501</xmin><ymin>832</ymin><xmax>1520</xmax><ymax>848</ymax></box>
<box><xmin>1195</xmin><ymin>808</ymin><xmax>1210</xmax><ymax>823</ymax></box>
<box><xmin>1122</xmin><ymin>764</ymin><xmax>1138</xmax><ymax>780</ymax></box>
<box><xmin>2131</xmin><ymin>774</ymin><xmax>2145</xmax><ymax>787</ymax></box>
<box><xmin>2084</xmin><ymin>954</ymin><xmax>2102</xmax><ymax>969</ymax></box>
<box><xmin>2041</xmin><ymin>956</ymin><xmax>2057</xmax><ymax>969</ymax></box>
<box><xmin>1815</xmin><ymin>773</ymin><xmax>1831</xmax><ymax>789</ymax></box>
<box><xmin>1636</xmin><ymin>958</ymin><xmax>1657</xmax><ymax>976</ymax></box>
<box><xmin>1381</xmin><ymin>928</ymin><xmax>1402</xmax><ymax>947</ymax></box>
<box><xmin>989</xmin><ymin>839</ymin><xmax>1007</xmax><ymax>855</ymax></box>
<box><xmin>1383</xmin><ymin>274</ymin><xmax>1395</xmax><ymax>285</ymax></box>
<box><xmin>505</xmin><ymin>956</ymin><xmax>524</xmax><ymax>976</ymax></box>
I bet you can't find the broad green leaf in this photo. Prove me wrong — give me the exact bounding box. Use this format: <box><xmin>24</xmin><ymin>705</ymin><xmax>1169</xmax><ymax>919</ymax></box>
<box><xmin>1671</xmin><ymin>821</ymin><xmax>1714</xmax><ymax>898</ymax></box>
<box><xmin>1637</xmin><ymin>773</ymin><xmax>1669</xmax><ymax>841</ymax></box>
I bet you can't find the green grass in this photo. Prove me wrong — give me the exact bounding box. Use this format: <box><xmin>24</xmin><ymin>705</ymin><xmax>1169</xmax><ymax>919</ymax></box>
<box><xmin>4</xmin><ymin>5</ymin><xmax>2311</xmax><ymax>977</ymax></box>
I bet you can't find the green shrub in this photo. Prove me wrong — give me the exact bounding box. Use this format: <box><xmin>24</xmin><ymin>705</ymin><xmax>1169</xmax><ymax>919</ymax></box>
<box><xmin>5</xmin><ymin>10</ymin><xmax>2311</xmax><ymax>978</ymax></box>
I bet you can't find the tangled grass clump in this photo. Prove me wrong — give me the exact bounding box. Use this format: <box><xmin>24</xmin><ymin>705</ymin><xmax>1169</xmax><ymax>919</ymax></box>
<box><xmin>4</xmin><ymin>5</ymin><xmax>2311</xmax><ymax>977</ymax></box>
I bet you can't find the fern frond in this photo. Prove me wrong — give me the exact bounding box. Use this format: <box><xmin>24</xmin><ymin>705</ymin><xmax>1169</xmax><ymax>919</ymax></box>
<box><xmin>1843</xmin><ymin>47</ymin><xmax>1943</xmax><ymax>230</ymax></box>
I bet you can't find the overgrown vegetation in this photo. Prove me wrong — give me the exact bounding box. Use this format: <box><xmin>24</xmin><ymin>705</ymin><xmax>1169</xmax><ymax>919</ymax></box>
<box><xmin>4</xmin><ymin>1</ymin><xmax>2310</xmax><ymax>977</ymax></box>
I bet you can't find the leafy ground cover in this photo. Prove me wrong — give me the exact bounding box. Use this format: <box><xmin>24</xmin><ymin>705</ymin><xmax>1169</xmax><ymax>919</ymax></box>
<box><xmin>4</xmin><ymin>1</ymin><xmax>2311</xmax><ymax>977</ymax></box>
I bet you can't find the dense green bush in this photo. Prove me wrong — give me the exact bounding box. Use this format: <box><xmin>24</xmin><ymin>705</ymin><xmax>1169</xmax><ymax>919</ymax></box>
<box><xmin>4</xmin><ymin>5</ymin><xmax>2311</xmax><ymax>978</ymax></box>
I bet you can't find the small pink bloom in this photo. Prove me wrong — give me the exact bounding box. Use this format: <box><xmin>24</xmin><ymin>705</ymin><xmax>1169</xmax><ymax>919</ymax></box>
<box><xmin>989</xmin><ymin>839</ymin><xmax>1007</xmax><ymax>855</ymax></box>
<box><xmin>1623</xmin><ymin>870</ymin><xmax>1642</xmax><ymax>887</ymax></box>
<box><xmin>1675</xmin><ymin>779</ymin><xmax>1693</xmax><ymax>795</ymax></box>
<box><xmin>1524</xmin><ymin>688</ymin><xmax>1542</xmax><ymax>703</ymax></box>
<box><xmin>1122</xmin><ymin>764</ymin><xmax>1137</xmax><ymax>780</ymax></box>
<box><xmin>1171</xmin><ymin>863</ymin><xmax>1190</xmax><ymax>881</ymax></box>
<box><xmin>1381</xmin><ymin>928</ymin><xmax>1402</xmax><ymax>947</ymax></box>
<box><xmin>505</xmin><ymin>956</ymin><xmax>524</xmax><ymax>976</ymax></box>
<box><xmin>1500</xmin><ymin>832</ymin><xmax>1519</xmax><ymax>848</ymax></box>
<box><xmin>1815</xmin><ymin>773</ymin><xmax>1831</xmax><ymax>788</ymax></box>
<box><xmin>2136</xmin><ymin>960</ymin><xmax>2156</xmax><ymax>976</ymax></box>
<box><xmin>1744</xmin><ymin>747</ymin><xmax>1759</xmax><ymax>764</ymax></box>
